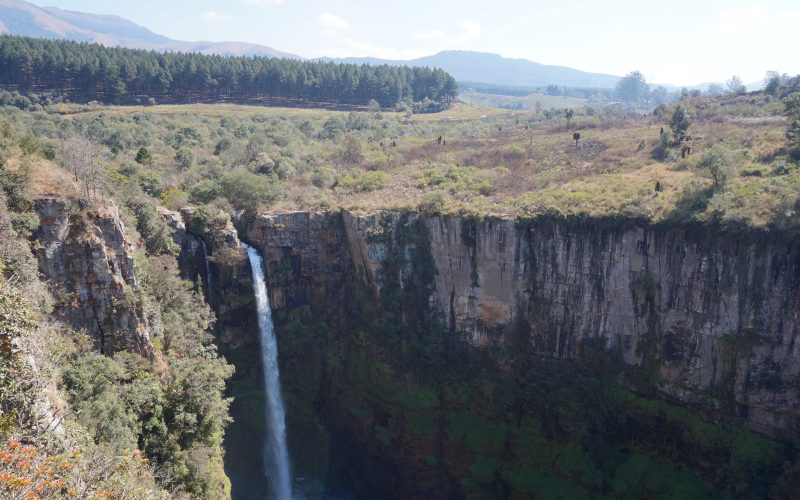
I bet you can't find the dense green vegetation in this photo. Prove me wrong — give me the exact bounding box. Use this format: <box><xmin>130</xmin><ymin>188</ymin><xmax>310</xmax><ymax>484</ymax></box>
<box><xmin>0</xmin><ymin>35</ymin><xmax>458</xmax><ymax>111</ymax></box>
<box><xmin>60</xmin><ymin>255</ymin><xmax>234</xmax><ymax>497</ymax></box>
<box><xmin>0</xmin><ymin>115</ymin><xmax>233</xmax><ymax>497</ymax></box>
<box><xmin>785</xmin><ymin>91</ymin><xmax>800</xmax><ymax>161</ymax></box>
<box><xmin>0</xmin><ymin>183</ymin><xmax>169</xmax><ymax>497</ymax></box>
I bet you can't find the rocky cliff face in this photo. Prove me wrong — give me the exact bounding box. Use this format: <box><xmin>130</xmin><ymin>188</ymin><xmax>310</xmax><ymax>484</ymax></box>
<box><xmin>246</xmin><ymin>211</ymin><xmax>352</xmax><ymax>323</ymax></box>
<box><xmin>34</xmin><ymin>198</ymin><xmax>151</xmax><ymax>356</ymax></box>
<box><xmin>174</xmin><ymin>207</ymin><xmax>254</xmax><ymax>350</ymax></box>
<box><xmin>247</xmin><ymin>210</ymin><xmax>800</xmax><ymax>439</ymax></box>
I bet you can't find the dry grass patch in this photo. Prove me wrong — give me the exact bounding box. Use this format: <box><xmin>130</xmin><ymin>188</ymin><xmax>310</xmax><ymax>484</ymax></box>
<box><xmin>408</xmin><ymin>103</ymin><xmax>510</xmax><ymax>122</ymax></box>
<box><xmin>511</xmin><ymin>162</ymin><xmax>696</xmax><ymax>219</ymax></box>
<box><xmin>54</xmin><ymin>102</ymin><xmax>373</xmax><ymax>120</ymax></box>
<box><xmin>5</xmin><ymin>156</ymin><xmax>80</xmax><ymax>199</ymax></box>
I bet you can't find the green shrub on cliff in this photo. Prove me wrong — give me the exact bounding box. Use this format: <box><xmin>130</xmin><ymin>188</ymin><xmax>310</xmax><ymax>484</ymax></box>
<box><xmin>186</xmin><ymin>204</ymin><xmax>230</xmax><ymax>237</ymax></box>
<box><xmin>0</xmin><ymin>154</ymin><xmax>34</xmax><ymax>216</ymax></box>
<box><xmin>61</xmin><ymin>351</ymin><xmax>149</xmax><ymax>449</ymax></box>
<box><xmin>219</xmin><ymin>169</ymin><xmax>286</xmax><ymax>214</ymax></box>
<box><xmin>338</xmin><ymin>168</ymin><xmax>390</xmax><ymax>192</ymax></box>
<box><xmin>190</xmin><ymin>179</ymin><xmax>223</xmax><ymax>204</ymax></box>
<box><xmin>418</xmin><ymin>190</ymin><xmax>449</xmax><ymax>213</ymax></box>
<box><xmin>59</xmin><ymin>255</ymin><xmax>233</xmax><ymax>498</ymax></box>
<box><xmin>698</xmin><ymin>145</ymin><xmax>737</xmax><ymax>190</ymax></box>
<box><xmin>0</xmin><ymin>283</ymin><xmax>37</xmax><ymax>437</ymax></box>
<box><xmin>137</xmin><ymin>257</ymin><xmax>233</xmax><ymax>497</ymax></box>
<box><xmin>126</xmin><ymin>198</ymin><xmax>176</xmax><ymax>255</ymax></box>
<box><xmin>784</xmin><ymin>92</ymin><xmax>800</xmax><ymax>161</ymax></box>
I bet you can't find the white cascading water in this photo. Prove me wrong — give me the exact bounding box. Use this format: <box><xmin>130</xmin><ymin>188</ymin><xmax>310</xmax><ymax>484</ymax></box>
<box><xmin>200</xmin><ymin>239</ymin><xmax>212</xmax><ymax>299</ymax></box>
<box><xmin>242</xmin><ymin>242</ymin><xmax>293</xmax><ymax>500</ymax></box>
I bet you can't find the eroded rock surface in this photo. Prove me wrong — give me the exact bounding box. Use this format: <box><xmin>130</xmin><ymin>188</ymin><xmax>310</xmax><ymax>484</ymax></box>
<box><xmin>175</xmin><ymin>207</ymin><xmax>254</xmax><ymax>349</ymax></box>
<box><xmin>248</xmin><ymin>210</ymin><xmax>800</xmax><ymax>438</ymax></box>
<box><xmin>34</xmin><ymin>198</ymin><xmax>151</xmax><ymax>356</ymax></box>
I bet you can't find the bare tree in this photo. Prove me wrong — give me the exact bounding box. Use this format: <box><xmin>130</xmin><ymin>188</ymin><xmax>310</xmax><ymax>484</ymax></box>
<box><xmin>59</xmin><ymin>133</ymin><xmax>105</xmax><ymax>200</ymax></box>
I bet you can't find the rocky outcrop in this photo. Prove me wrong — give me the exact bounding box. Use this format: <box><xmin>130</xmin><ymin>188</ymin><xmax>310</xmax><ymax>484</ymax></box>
<box><xmin>160</xmin><ymin>207</ymin><xmax>210</xmax><ymax>298</ymax></box>
<box><xmin>171</xmin><ymin>207</ymin><xmax>253</xmax><ymax>349</ymax></box>
<box><xmin>246</xmin><ymin>211</ymin><xmax>352</xmax><ymax>324</ymax></box>
<box><xmin>34</xmin><ymin>198</ymin><xmax>151</xmax><ymax>356</ymax></box>
<box><xmin>247</xmin><ymin>210</ymin><xmax>800</xmax><ymax>439</ymax></box>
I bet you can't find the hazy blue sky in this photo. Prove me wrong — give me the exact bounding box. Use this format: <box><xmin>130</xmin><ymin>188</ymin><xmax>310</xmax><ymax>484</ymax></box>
<box><xmin>37</xmin><ymin>0</ymin><xmax>799</xmax><ymax>86</ymax></box>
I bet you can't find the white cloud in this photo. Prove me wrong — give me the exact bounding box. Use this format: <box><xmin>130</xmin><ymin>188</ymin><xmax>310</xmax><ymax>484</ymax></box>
<box><xmin>413</xmin><ymin>28</ymin><xmax>448</xmax><ymax>41</ymax></box>
<box><xmin>708</xmin><ymin>5</ymin><xmax>770</xmax><ymax>42</ymax></box>
<box><xmin>412</xmin><ymin>20</ymin><xmax>481</xmax><ymax>45</ymax></box>
<box><xmin>319</xmin><ymin>12</ymin><xmax>350</xmax><ymax>37</ymax></box>
<box><xmin>243</xmin><ymin>0</ymin><xmax>285</xmax><ymax>5</ymax></box>
<box><xmin>203</xmin><ymin>10</ymin><xmax>234</xmax><ymax>22</ymax></box>
<box><xmin>319</xmin><ymin>18</ymin><xmax>483</xmax><ymax>60</ymax></box>
<box><xmin>459</xmin><ymin>20</ymin><xmax>481</xmax><ymax>38</ymax></box>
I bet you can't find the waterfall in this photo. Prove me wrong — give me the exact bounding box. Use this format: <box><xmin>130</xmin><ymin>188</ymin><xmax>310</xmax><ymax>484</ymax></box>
<box><xmin>199</xmin><ymin>239</ymin><xmax>212</xmax><ymax>300</ymax></box>
<box><xmin>242</xmin><ymin>242</ymin><xmax>293</xmax><ymax>500</ymax></box>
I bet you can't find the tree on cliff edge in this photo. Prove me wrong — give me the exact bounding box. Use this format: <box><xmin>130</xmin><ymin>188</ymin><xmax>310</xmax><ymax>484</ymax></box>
<box><xmin>784</xmin><ymin>92</ymin><xmax>800</xmax><ymax>161</ymax></box>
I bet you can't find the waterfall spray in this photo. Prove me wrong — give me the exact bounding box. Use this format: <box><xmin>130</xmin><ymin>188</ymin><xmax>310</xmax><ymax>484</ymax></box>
<box><xmin>242</xmin><ymin>242</ymin><xmax>292</xmax><ymax>500</ymax></box>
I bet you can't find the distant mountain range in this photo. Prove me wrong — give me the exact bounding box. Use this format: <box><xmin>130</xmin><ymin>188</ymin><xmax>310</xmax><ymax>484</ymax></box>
<box><xmin>324</xmin><ymin>51</ymin><xmax>621</xmax><ymax>89</ymax></box>
<box><xmin>0</xmin><ymin>0</ymin><xmax>301</xmax><ymax>58</ymax></box>
<box><xmin>3</xmin><ymin>0</ymin><xmax>750</xmax><ymax>91</ymax></box>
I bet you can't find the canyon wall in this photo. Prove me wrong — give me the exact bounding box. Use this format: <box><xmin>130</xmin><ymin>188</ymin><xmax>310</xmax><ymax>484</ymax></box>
<box><xmin>34</xmin><ymin>198</ymin><xmax>151</xmax><ymax>356</ymax></box>
<box><xmin>247</xmin><ymin>210</ymin><xmax>800</xmax><ymax>439</ymax></box>
<box><xmin>173</xmin><ymin>207</ymin><xmax>255</xmax><ymax>350</ymax></box>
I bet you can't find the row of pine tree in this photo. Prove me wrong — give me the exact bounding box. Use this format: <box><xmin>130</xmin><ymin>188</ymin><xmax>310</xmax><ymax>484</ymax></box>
<box><xmin>0</xmin><ymin>35</ymin><xmax>458</xmax><ymax>109</ymax></box>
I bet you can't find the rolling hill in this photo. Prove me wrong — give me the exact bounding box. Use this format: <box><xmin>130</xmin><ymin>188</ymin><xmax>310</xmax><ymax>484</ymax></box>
<box><xmin>0</xmin><ymin>0</ymin><xmax>301</xmax><ymax>58</ymax></box>
<box><xmin>327</xmin><ymin>51</ymin><xmax>621</xmax><ymax>89</ymax></box>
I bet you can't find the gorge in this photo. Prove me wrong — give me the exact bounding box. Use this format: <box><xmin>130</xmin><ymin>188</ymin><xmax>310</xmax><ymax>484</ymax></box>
<box><xmin>1</xmin><ymin>19</ymin><xmax>798</xmax><ymax>499</ymax></box>
<box><xmin>208</xmin><ymin>209</ymin><xmax>798</xmax><ymax>498</ymax></box>
<box><xmin>27</xmin><ymin>195</ymin><xmax>800</xmax><ymax>497</ymax></box>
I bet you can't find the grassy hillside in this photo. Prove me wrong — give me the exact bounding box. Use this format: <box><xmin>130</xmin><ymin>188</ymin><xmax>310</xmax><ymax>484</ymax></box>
<box><xmin>0</xmin><ymin>90</ymin><xmax>797</xmax><ymax>234</ymax></box>
<box><xmin>461</xmin><ymin>91</ymin><xmax>589</xmax><ymax>110</ymax></box>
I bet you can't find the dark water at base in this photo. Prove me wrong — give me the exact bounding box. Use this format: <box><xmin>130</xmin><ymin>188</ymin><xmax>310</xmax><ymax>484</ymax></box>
<box><xmin>221</xmin><ymin>246</ymin><xmax>361</xmax><ymax>499</ymax></box>
<box><xmin>224</xmin><ymin>384</ymin><xmax>358</xmax><ymax>499</ymax></box>
<box><xmin>221</xmin><ymin>323</ymin><xmax>356</xmax><ymax>500</ymax></box>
